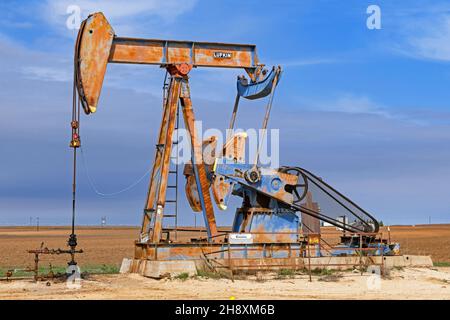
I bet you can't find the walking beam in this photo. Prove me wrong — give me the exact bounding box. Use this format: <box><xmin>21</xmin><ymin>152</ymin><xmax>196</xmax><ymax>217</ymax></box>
<box><xmin>76</xmin><ymin>12</ymin><xmax>263</xmax><ymax>115</ymax></box>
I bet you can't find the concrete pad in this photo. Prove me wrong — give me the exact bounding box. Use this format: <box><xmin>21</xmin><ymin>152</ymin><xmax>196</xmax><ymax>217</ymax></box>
<box><xmin>119</xmin><ymin>258</ymin><xmax>132</xmax><ymax>274</ymax></box>
<box><xmin>379</xmin><ymin>255</ymin><xmax>433</xmax><ymax>268</ymax></box>
<box><xmin>121</xmin><ymin>255</ymin><xmax>433</xmax><ymax>276</ymax></box>
<box><xmin>406</xmin><ymin>255</ymin><xmax>434</xmax><ymax>267</ymax></box>
<box><xmin>380</xmin><ymin>255</ymin><xmax>406</xmax><ymax>268</ymax></box>
<box><xmin>142</xmin><ymin>260</ymin><xmax>197</xmax><ymax>278</ymax></box>
<box><xmin>303</xmin><ymin>255</ymin><xmax>432</xmax><ymax>270</ymax></box>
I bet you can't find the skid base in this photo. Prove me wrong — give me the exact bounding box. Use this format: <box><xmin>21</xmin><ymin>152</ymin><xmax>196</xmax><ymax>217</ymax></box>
<box><xmin>120</xmin><ymin>242</ymin><xmax>433</xmax><ymax>278</ymax></box>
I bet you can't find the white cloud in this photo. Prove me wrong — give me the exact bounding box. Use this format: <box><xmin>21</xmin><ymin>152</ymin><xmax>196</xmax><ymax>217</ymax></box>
<box><xmin>42</xmin><ymin>0</ymin><xmax>198</xmax><ymax>35</ymax></box>
<box><xmin>392</xmin><ymin>5</ymin><xmax>450</xmax><ymax>62</ymax></box>
<box><xmin>404</xmin><ymin>15</ymin><xmax>450</xmax><ymax>61</ymax></box>
<box><xmin>332</xmin><ymin>95</ymin><xmax>391</xmax><ymax>117</ymax></box>
<box><xmin>45</xmin><ymin>0</ymin><xmax>197</xmax><ymax>20</ymax></box>
<box><xmin>0</xmin><ymin>33</ymin><xmax>72</xmax><ymax>83</ymax></box>
<box><xmin>298</xmin><ymin>93</ymin><xmax>432</xmax><ymax>126</ymax></box>
<box><xmin>21</xmin><ymin>66</ymin><xmax>71</xmax><ymax>82</ymax></box>
<box><xmin>305</xmin><ymin>94</ymin><xmax>390</xmax><ymax>117</ymax></box>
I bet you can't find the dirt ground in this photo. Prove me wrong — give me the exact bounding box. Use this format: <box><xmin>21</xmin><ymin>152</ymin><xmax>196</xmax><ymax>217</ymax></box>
<box><xmin>0</xmin><ymin>224</ymin><xmax>449</xmax><ymax>270</ymax></box>
<box><xmin>1</xmin><ymin>224</ymin><xmax>450</xmax><ymax>299</ymax></box>
<box><xmin>381</xmin><ymin>224</ymin><xmax>450</xmax><ymax>263</ymax></box>
<box><xmin>0</xmin><ymin>226</ymin><xmax>139</xmax><ymax>268</ymax></box>
<box><xmin>0</xmin><ymin>267</ymin><xmax>449</xmax><ymax>300</ymax></box>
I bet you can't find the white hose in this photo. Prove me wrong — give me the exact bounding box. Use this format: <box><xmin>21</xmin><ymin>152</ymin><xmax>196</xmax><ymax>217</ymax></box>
<box><xmin>80</xmin><ymin>147</ymin><xmax>151</xmax><ymax>197</ymax></box>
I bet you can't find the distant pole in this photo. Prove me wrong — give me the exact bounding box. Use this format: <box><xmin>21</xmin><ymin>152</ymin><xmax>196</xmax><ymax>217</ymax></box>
<box><xmin>429</xmin><ymin>216</ymin><xmax>431</xmax><ymax>225</ymax></box>
<box><xmin>29</xmin><ymin>216</ymin><xmax>33</xmax><ymax>227</ymax></box>
<box><xmin>36</xmin><ymin>217</ymin><xmax>39</xmax><ymax>232</ymax></box>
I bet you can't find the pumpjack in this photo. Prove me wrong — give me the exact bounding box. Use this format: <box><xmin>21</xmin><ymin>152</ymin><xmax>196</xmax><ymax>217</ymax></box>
<box><xmin>70</xmin><ymin>13</ymin><xmax>397</xmax><ymax>273</ymax></box>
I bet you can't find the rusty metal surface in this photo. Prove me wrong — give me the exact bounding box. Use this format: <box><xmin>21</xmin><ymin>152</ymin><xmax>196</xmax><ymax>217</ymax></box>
<box><xmin>301</xmin><ymin>192</ymin><xmax>321</xmax><ymax>235</ymax></box>
<box><xmin>133</xmin><ymin>230</ymin><xmax>389</xmax><ymax>274</ymax></box>
<box><xmin>140</xmin><ymin>78</ymin><xmax>175</xmax><ymax>239</ymax></box>
<box><xmin>212</xmin><ymin>175</ymin><xmax>233</xmax><ymax>210</ymax></box>
<box><xmin>81</xmin><ymin>11</ymin><xmax>261</xmax><ymax>72</ymax></box>
<box><xmin>184</xmin><ymin>136</ymin><xmax>217</xmax><ymax>212</ymax></box>
<box><xmin>149</xmin><ymin>77</ymin><xmax>182</xmax><ymax>243</ymax></box>
<box><xmin>184</xmin><ymin>175</ymin><xmax>202</xmax><ymax>212</ymax></box>
<box><xmin>183</xmin><ymin>136</ymin><xmax>218</xmax><ymax>175</ymax></box>
<box><xmin>222</xmin><ymin>132</ymin><xmax>246</xmax><ymax>163</ymax></box>
<box><xmin>78</xmin><ymin>12</ymin><xmax>114</xmax><ymax>113</ymax></box>
<box><xmin>180</xmin><ymin>81</ymin><xmax>218</xmax><ymax>239</ymax></box>
<box><xmin>214</xmin><ymin>164</ymin><xmax>298</xmax><ymax>204</ymax></box>
<box><xmin>76</xmin><ymin>12</ymin><xmax>267</xmax><ymax>115</ymax></box>
<box><xmin>27</xmin><ymin>242</ymin><xmax>83</xmax><ymax>281</ymax></box>
<box><xmin>109</xmin><ymin>37</ymin><xmax>259</xmax><ymax>70</ymax></box>
<box><xmin>134</xmin><ymin>241</ymin><xmax>302</xmax><ymax>261</ymax></box>
<box><xmin>74</xmin><ymin>13</ymin><xmax>385</xmax><ymax>271</ymax></box>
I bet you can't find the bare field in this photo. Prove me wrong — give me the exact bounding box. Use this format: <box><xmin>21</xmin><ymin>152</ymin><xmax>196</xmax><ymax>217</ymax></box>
<box><xmin>0</xmin><ymin>224</ymin><xmax>449</xmax><ymax>270</ymax></box>
<box><xmin>381</xmin><ymin>224</ymin><xmax>450</xmax><ymax>263</ymax></box>
<box><xmin>0</xmin><ymin>226</ymin><xmax>139</xmax><ymax>269</ymax></box>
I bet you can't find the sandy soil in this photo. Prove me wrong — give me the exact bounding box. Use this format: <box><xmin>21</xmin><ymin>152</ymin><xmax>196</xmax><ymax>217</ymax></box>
<box><xmin>1</xmin><ymin>267</ymin><xmax>449</xmax><ymax>300</ymax></box>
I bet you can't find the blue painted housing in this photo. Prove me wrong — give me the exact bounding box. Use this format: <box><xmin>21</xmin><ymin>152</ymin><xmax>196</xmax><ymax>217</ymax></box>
<box><xmin>331</xmin><ymin>242</ymin><xmax>400</xmax><ymax>257</ymax></box>
<box><xmin>233</xmin><ymin>211</ymin><xmax>299</xmax><ymax>243</ymax></box>
<box><xmin>237</xmin><ymin>67</ymin><xmax>281</xmax><ymax>100</ymax></box>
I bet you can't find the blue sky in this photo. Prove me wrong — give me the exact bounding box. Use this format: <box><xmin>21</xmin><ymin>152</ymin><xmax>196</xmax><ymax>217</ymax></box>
<box><xmin>1</xmin><ymin>0</ymin><xmax>450</xmax><ymax>227</ymax></box>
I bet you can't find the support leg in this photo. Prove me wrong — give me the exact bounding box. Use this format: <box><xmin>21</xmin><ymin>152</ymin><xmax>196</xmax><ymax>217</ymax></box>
<box><xmin>151</xmin><ymin>77</ymin><xmax>182</xmax><ymax>243</ymax></box>
<box><xmin>179</xmin><ymin>79</ymin><xmax>218</xmax><ymax>240</ymax></box>
<box><xmin>140</xmin><ymin>76</ymin><xmax>182</xmax><ymax>243</ymax></box>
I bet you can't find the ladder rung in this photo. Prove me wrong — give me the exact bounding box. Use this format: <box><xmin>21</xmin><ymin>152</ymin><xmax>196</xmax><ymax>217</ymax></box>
<box><xmin>164</xmin><ymin>215</ymin><xmax>177</xmax><ymax>218</ymax></box>
<box><xmin>169</xmin><ymin>170</ymin><xmax>177</xmax><ymax>174</ymax></box>
<box><xmin>165</xmin><ymin>200</ymin><xmax>177</xmax><ymax>203</ymax></box>
<box><xmin>167</xmin><ymin>185</ymin><xmax>177</xmax><ymax>188</ymax></box>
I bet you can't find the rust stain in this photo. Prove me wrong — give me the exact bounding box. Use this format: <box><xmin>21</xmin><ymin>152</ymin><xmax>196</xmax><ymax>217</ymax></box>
<box><xmin>185</xmin><ymin>175</ymin><xmax>202</xmax><ymax>212</ymax></box>
<box><xmin>168</xmin><ymin>45</ymin><xmax>191</xmax><ymax>64</ymax></box>
<box><xmin>212</xmin><ymin>175</ymin><xmax>232</xmax><ymax>209</ymax></box>
<box><xmin>151</xmin><ymin>77</ymin><xmax>182</xmax><ymax>243</ymax></box>
<box><xmin>79</xmin><ymin>12</ymin><xmax>115</xmax><ymax>113</ymax></box>
<box><xmin>184</xmin><ymin>137</ymin><xmax>217</xmax><ymax>212</ymax></box>
<box><xmin>109</xmin><ymin>40</ymin><xmax>164</xmax><ymax>64</ymax></box>
<box><xmin>181</xmin><ymin>91</ymin><xmax>218</xmax><ymax>238</ymax></box>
